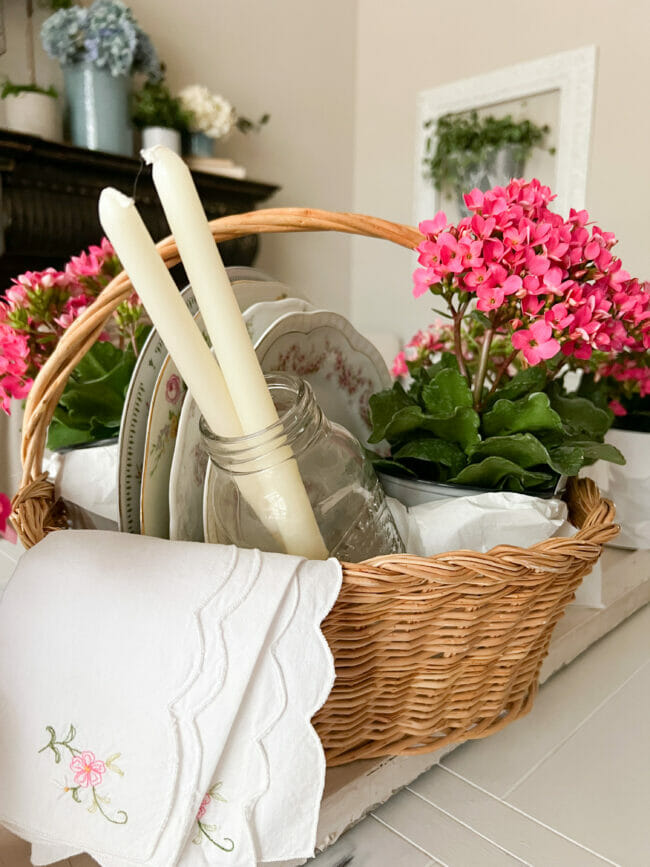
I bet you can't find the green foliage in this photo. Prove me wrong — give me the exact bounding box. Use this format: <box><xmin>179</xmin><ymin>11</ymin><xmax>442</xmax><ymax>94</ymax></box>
<box><xmin>47</xmin><ymin>327</ymin><xmax>150</xmax><ymax>451</ymax></box>
<box><xmin>235</xmin><ymin>113</ymin><xmax>270</xmax><ymax>134</ymax></box>
<box><xmin>369</xmin><ymin>366</ymin><xmax>623</xmax><ymax>494</ymax></box>
<box><xmin>40</xmin><ymin>0</ymin><xmax>73</xmax><ymax>9</ymax></box>
<box><xmin>1</xmin><ymin>79</ymin><xmax>58</xmax><ymax>99</ymax></box>
<box><xmin>131</xmin><ymin>79</ymin><xmax>190</xmax><ymax>131</ymax></box>
<box><xmin>423</xmin><ymin>110</ymin><xmax>553</xmax><ymax>197</ymax></box>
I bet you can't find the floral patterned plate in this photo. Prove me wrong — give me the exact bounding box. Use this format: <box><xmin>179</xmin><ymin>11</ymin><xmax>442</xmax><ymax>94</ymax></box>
<box><xmin>254</xmin><ymin>309</ymin><xmax>392</xmax><ymax>448</ymax></box>
<box><xmin>118</xmin><ymin>274</ymin><xmax>296</xmax><ymax>534</ymax></box>
<box><xmin>202</xmin><ymin>310</ymin><xmax>392</xmax><ymax>544</ymax></box>
<box><xmin>168</xmin><ymin>298</ymin><xmax>314</xmax><ymax>542</ymax></box>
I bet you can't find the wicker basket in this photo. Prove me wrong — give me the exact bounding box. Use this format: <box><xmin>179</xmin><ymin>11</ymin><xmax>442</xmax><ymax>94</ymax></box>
<box><xmin>11</xmin><ymin>208</ymin><xmax>619</xmax><ymax>767</ymax></box>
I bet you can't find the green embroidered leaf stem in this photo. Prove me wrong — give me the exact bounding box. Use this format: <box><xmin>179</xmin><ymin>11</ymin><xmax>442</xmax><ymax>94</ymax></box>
<box><xmin>197</xmin><ymin>820</ymin><xmax>235</xmax><ymax>852</ymax></box>
<box><xmin>91</xmin><ymin>787</ymin><xmax>128</xmax><ymax>825</ymax></box>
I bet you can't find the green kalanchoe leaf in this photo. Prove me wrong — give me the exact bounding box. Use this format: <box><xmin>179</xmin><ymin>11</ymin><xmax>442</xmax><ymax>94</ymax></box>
<box><xmin>546</xmin><ymin>445</ymin><xmax>585</xmax><ymax>476</ymax></box>
<box><xmin>482</xmin><ymin>392</ymin><xmax>563</xmax><ymax>437</ymax></box>
<box><xmin>421</xmin><ymin>368</ymin><xmax>473</xmax><ymax>417</ymax></box>
<box><xmin>423</xmin><ymin>406</ymin><xmax>481</xmax><ymax>452</ymax></box>
<box><xmin>368</xmin><ymin>382</ymin><xmax>416</xmax><ymax>443</ymax></box>
<box><xmin>46</xmin><ymin>336</ymin><xmax>149</xmax><ymax>451</ymax></box>
<box><xmin>450</xmin><ymin>456</ymin><xmax>554</xmax><ymax>491</ymax></box>
<box><xmin>364</xmin><ymin>450</ymin><xmax>418</xmax><ymax>478</ymax></box>
<box><xmin>468</xmin><ymin>433</ymin><xmax>551</xmax><ymax>469</ymax></box>
<box><xmin>567</xmin><ymin>441</ymin><xmax>625</xmax><ymax>467</ymax></box>
<box><xmin>486</xmin><ymin>366</ymin><xmax>548</xmax><ymax>407</ymax></box>
<box><xmin>548</xmin><ymin>392</ymin><xmax>613</xmax><ymax>439</ymax></box>
<box><xmin>374</xmin><ymin>405</ymin><xmax>429</xmax><ymax>444</ymax></box>
<box><xmin>393</xmin><ymin>438</ymin><xmax>467</xmax><ymax>476</ymax></box>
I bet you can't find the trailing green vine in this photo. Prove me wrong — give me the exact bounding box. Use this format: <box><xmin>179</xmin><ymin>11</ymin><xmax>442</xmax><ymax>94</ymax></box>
<box><xmin>423</xmin><ymin>111</ymin><xmax>554</xmax><ymax>197</ymax></box>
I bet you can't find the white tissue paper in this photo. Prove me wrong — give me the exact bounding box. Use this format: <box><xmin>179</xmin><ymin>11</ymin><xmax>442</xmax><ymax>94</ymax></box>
<box><xmin>387</xmin><ymin>491</ymin><xmax>604</xmax><ymax>608</ymax></box>
<box><xmin>44</xmin><ymin>443</ymin><xmax>120</xmax><ymax>528</ymax></box>
<box><xmin>388</xmin><ymin>491</ymin><xmax>568</xmax><ymax>555</ymax></box>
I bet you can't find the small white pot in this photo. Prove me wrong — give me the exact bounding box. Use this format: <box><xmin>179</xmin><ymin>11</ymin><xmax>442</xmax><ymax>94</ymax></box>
<box><xmin>141</xmin><ymin>126</ymin><xmax>182</xmax><ymax>154</ymax></box>
<box><xmin>587</xmin><ymin>428</ymin><xmax>650</xmax><ymax>549</ymax></box>
<box><xmin>4</xmin><ymin>91</ymin><xmax>62</xmax><ymax>141</ymax></box>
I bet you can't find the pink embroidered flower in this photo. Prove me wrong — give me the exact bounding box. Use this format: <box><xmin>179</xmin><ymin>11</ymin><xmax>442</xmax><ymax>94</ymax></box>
<box><xmin>70</xmin><ymin>751</ymin><xmax>106</xmax><ymax>788</ymax></box>
<box><xmin>511</xmin><ymin>320</ymin><xmax>561</xmax><ymax>365</ymax></box>
<box><xmin>0</xmin><ymin>493</ymin><xmax>16</xmax><ymax>544</ymax></box>
<box><xmin>197</xmin><ymin>793</ymin><xmax>211</xmax><ymax>820</ymax></box>
<box><xmin>165</xmin><ymin>374</ymin><xmax>182</xmax><ymax>405</ymax></box>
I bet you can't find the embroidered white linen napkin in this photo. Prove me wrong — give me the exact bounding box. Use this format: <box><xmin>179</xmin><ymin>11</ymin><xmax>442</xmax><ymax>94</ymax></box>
<box><xmin>0</xmin><ymin>530</ymin><xmax>341</xmax><ymax>866</ymax></box>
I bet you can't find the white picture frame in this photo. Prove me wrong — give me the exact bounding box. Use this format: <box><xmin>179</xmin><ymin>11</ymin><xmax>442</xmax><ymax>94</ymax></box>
<box><xmin>414</xmin><ymin>46</ymin><xmax>597</xmax><ymax>223</ymax></box>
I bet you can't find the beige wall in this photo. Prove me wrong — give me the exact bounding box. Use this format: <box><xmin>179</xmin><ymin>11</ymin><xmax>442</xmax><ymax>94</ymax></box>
<box><xmin>351</xmin><ymin>0</ymin><xmax>650</xmax><ymax>343</ymax></box>
<box><xmin>0</xmin><ymin>0</ymin><xmax>358</xmax><ymax>315</ymax></box>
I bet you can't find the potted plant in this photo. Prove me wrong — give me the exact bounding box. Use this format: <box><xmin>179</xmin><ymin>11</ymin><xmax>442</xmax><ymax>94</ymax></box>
<box><xmin>424</xmin><ymin>112</ymin><xmax>553</xmax><ymax>214</ymax></box>
<box><xmin>368</xmin><ymin>179</ymin><xmax>647</xmax><ymax>507</ymax></box>
<box><xmin>2</xmin><ymin>1</ymin><xmax>61</xmax><ymax>141</ymax></box>
<box><xmin>132</xmin><ymin>77</ymin><xmax>189</xmax><ymax>154</ymax></box>
<box><xmin>0</xmin><ymin>239</ymin><xmax>149</xmax><ymax>450</ymax></box>
<box><xmin>41</xmin><ymin>0</ymin><xmax>161</xmax><ymax>156</ymax></box>
<box><xmin>569</xmin><ymin>309</ymin><xmax>650</xmax><ymax>547</ymax></box>
<box><xmin>178</xmin><ymin>83</ymin><xmax>269</xmax><ymax>157</ymax></box>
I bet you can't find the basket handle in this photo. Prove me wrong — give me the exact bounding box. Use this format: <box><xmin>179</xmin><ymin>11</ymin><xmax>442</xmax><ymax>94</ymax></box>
<box><xmin>12</xmin><ymin>208</ymin><xmax>422</xmax><ymax>547</ymax></box>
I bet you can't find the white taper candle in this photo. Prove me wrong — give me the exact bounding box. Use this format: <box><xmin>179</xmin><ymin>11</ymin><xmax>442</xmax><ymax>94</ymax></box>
<box><xmin>143</xmin><ymin>146</ymin><xmax>327</xmax><ymax>559</ymax></box>
<box><xmin>98</xmin><ymin>188</ymin><xmax>240</xmax><ymax>439</ymax></box>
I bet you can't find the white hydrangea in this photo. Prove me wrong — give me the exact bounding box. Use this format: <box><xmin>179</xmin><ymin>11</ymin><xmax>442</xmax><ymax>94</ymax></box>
<box><xmin>179</xmin><ymin>84</ymin><xmax>234</xmax><ymax>139</ymax></box>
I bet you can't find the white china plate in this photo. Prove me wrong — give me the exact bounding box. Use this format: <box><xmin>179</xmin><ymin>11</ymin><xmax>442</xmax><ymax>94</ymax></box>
<box><xmin>118</xmin><ymin>273</ymin><xmax>295</xmax><ymax>533</ymax></box>
<box><xmin>201</xmin><ymin>309</ymin><xmax>392</xmax><ymax>544</ymax></box>
<box><xmin>168</xmin><ymin>297</ymin><xmax>314</xmax><ymax>542</ymax></box>
<box><xmin>117</xmin><ymin>284</ymin><xmax>197</xmax><ymax>533</ymax></box>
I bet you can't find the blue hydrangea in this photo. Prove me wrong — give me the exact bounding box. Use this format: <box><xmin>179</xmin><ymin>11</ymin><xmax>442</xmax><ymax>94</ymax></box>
<box><xmin>41</xmin><ymin>0</ymin><xmax>160</xmax><ymax>79</ymax></box>
<box><xmin>41</xmin><ymin>6</ymin><xmax>88</xmax><ymax>65</ymax></box>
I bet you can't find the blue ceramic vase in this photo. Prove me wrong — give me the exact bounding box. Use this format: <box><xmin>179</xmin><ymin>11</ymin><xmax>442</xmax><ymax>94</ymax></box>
<box><xmin>186</xmin><ymin>131</ymin><xmax>215</xmax><ymax>157</ymax></box>
<box><xmin>63</xmin><ymin>62</ymin><xmax>133</xmax><ymax>157</ymax></box>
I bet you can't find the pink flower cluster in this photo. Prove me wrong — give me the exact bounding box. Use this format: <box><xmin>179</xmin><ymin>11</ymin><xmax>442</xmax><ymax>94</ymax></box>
<box><xmin>391</xmin><ymin>321</ymin><xmax>453</xmax><ymax>377</ymax></box>
<box><xmin>0</xmin><ymin>492</ymin><xmax>16</xmax><ymax>543</ymax></box>
<box><xmin>0</xmin><ymin>239</ymin><xmax>132</xmax><ymax>415</ymax></box>
<box><xmin>601</xmin><ymin>355</ymin><xmax>650</xmax><ymax>405</ymax></box>
<box><xmin>414</xmin><ymin>179</ymin><xmax>647</xmax><ymax>366</ymax></box>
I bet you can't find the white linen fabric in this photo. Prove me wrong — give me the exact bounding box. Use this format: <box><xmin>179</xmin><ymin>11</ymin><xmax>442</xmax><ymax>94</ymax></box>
<box><xmin>0</xmin><ymin>531</ymin><xmax>341</xmax><ymax>866</ymax></box>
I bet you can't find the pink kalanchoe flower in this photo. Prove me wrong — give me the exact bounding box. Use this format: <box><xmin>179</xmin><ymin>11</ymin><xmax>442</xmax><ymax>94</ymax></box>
<box><xmin>512</xmin><ymin>320</ymin><xmax>560</xmax><ymax>365</ymax></box>
<box><xmin>476</xmin><ymin>285</ymin><xmax>505</xmax><ymax>312</ymax></box>
<box><xmin>197</xmin><ymin>793</ymin><xmax>211</xmax><ymax>821</ymax></box>
<box><xmin>0</xmin><ymin>493</ymin><xmax>16</xmax><ymax>544</ymax></box>
<box><xmin>419</xmin><ymin>212</ymin><xmax>447</xmax><ymax>236</ymax></box>
<box><xmin>70</xmin><ymin>751</ymin><xmax>106</xmax><ymax>788</ymax></box>
<box><xmin>413</xmin><ymin>267</ymin><xmax>436</xmax><ymax>298</ymax></box>
<box><xmin>463</xmin><ymin>188</ymin><xmax>484</xmax><ymax>211</ymax></box>
<box><xmin>609</xmin><ymin>400</ymin><xmax>627</xmax><ymax>417</ymax></box>
<box><xmin>391</xmin><ymin>351</ymin><xmax>408</xmax><ymax>378</ymax></box>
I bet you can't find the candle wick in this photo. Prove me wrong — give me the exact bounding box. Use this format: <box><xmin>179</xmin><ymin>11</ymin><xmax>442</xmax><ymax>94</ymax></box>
<box><xmin>132</xmin><ymin>158</ymin><xmax>147</xmax><ymax>202</ymax></box>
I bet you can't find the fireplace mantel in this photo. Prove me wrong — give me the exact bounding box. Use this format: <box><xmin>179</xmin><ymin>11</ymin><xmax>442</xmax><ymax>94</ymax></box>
<box><xmin>0</xmin><ymin>130</ymin><xmax>279</xmax><ymax>289</ymax></box>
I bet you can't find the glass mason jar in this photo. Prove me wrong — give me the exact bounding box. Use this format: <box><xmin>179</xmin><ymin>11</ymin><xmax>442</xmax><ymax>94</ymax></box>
<box><xmin>200</xmin><ymin>373</ymin><xmax>404</xmax><ymax>560</ymax></box>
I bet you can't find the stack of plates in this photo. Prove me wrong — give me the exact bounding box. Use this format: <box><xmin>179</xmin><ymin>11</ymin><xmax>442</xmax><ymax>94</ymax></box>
<box><xmin>117</xmin><ymin>267</ymin><xmax>392</xmax><ymax>543</ymax></box>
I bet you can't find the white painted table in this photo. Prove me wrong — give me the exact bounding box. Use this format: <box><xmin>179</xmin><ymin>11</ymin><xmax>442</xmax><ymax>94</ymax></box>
<box><xmin>0</xmin><ymin>542</ymin><xmax>648</xmax><ymax>866</ymax></box>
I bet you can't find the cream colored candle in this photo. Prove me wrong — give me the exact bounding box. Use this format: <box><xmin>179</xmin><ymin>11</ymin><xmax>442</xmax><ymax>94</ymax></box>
<box><xmin>99</xmin><ymin>189</ymin><xmax>290</xmax><ymax>546</ymax></box>
<box><xmin>144</xmin><ymin>146</ymin><xmax>327</xmax><ymax>559</ymax></box>
<box><xmin>98</xmin><ymin>188</ymin><xmax>240</xmax><ymax>439</ymax></box>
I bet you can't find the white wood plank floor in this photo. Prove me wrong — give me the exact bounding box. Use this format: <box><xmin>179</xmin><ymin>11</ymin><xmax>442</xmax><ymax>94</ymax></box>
<box><xmin>309</xmin><ymin>603</ymin><xmax>650</xmax><ymax>866</ymax></box>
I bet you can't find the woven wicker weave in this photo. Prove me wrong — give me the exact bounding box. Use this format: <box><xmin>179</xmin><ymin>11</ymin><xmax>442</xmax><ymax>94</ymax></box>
<box><xmin>12</xmin><ymin>208</ymin><xmax>618</xmax><ymax>766</ymax></box>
